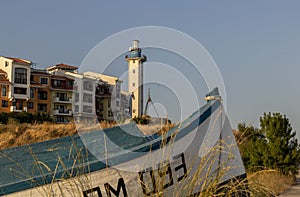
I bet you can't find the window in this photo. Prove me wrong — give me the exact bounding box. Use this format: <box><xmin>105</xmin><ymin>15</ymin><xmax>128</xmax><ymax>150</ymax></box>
<box><xmin>1</xmin><ymin>101</ymin><xmax>8</xmax><ymax>107</ymax></box>
<box><xmin>132</xmin><ymin>83</ymin><xmax>135</xmax><ymax>87</ymax></box>
<box><xmin>104</xmin><ymin>87</ymin><xmax>110</xmax><ymax>94</ymax></box>
<box><xmin>73</xmin><ymin>85</ymin><xmax>78</xmax><ymax>91</ymax></box>
<box><xmin>56</xmin><ymin>93</ymin><xmax>67</xmax><ymax>101</ymax></box>
<box><xmin>40</xmin><ymin>78</ymin><xmax>48</xmax><ymax>84</ymax></box>
<box><xmin>14</xmin><ymin>87</ymin><xmax>27</xmax><ymax>94</ymax></box>
<box><xmin>56</xmin><ymin>105</ymin><xmax>67</xmax><ymax>113</ymax></box>
<box><xmin>38</xmin><ymin>91</ymin><xmax>47</xmax><ymax>100</ymax></box>
<box><xmin>83</xmin><ymin>81</ymin><xmax>93</xmax><ymax>91</ymax></box>
<box><xmin>38</xmin><ymin>104</ymin><xmax>47</xmax><ymax>112</ymax></box>
<box><xmin>75</xmin><ymin>93</ymin><xmax>79</xmax><ymax>102</ymax></box>
<box><xmin>1</xmin><ymin>86</ymin><xmax>6</xmax><ymax>96</ymax></box>
<box><xmin>5</xmin><ymin>61</ymin><xmax>9</xmax><ymax>67</ymax></box>
<box><xmin>74</xmin><ymin>105</ymin><xmax>79</xmax><ymax>112</ymax></box>
<box><xmin>83</xmin><ymin>93</ymin><xmax>93</xmax><ymax>103</ymax></box>
<box><xmin>83</xmin><ymin>105</ymin><xmax>92</xmax><ymax>113</ymax></box>
<box><xmin>28</xmin><ymin>102</ymin><xmax>34</xmax><ymax>109</ymax></box>
<box><xmin>116</xmin><ymin>100</ymin><xmax>120</xmax><ymax>107</ymax></box>
<box><xmin>30</xmin><ymin>88</ymin><xmax>34</xmax><ymax>98</ymax></box>
<box><xmin>17</xmin><ymin>102</ymin><xmax>23</xmax><ymax>110</ymax></box>
<box><xmin>133</xmin><ymin>69</ymin><xmax>135</xmax><ymax>73</ymax></box>
<box><xmin>52</xmin><ymin>80</ymin><xmax>62</xmax><ymax>87</ymax></box>
<box><xmin>68</xmin><ymin>80</ymin><xmax>74</xmax><ymax>87</ymax></box>
<box><xmin>14</xmin><ymin>68</ymin><xmax>27</xmax><ymax>84</ymax></box>
<box><xmin>116</xmin><ymin>85</ymin><xmax>120</xmax><ymax>99</ymax></box>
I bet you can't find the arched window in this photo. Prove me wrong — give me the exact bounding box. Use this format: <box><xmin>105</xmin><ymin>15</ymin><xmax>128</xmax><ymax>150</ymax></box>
<box><xmin>14</xmin><ymin>68</ymin><xmax>27</xmax><ymax>84</ymax></box>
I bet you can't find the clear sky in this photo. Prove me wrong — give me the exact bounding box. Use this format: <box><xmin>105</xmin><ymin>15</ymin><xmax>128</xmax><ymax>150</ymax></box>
<box><xmin>1</xmin><ymin>1</ymin><xmax>300</xmax><ymax>139</ymax></box>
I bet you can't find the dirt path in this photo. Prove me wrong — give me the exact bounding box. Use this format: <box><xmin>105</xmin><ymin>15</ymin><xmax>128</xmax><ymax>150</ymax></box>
<box><xmin>280</xmin><ymin>171</ymin><xmax>300</xmax><ymax>196</ymax></box>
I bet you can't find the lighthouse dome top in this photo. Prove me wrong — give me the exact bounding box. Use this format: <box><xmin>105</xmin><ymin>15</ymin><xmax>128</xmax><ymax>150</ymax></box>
<box><xmin>125</xmin><ymin>40</ymin><xmax>147</xmax><ymax>61</ymax></box>
<box><xmin>132</xmin><ymin>40</ymin><xmax>139</xmax><ymax>50</ymax></box>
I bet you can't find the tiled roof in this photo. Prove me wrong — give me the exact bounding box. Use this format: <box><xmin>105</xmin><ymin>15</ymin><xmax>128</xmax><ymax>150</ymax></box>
<box><xmin>5</xmin><ymin>57</ymin><xmax>31</xmax><ymax>65</ymax></box>
<box><xmin>46</xmin><ymin>63</ymin><xmax>78</xmax><ymax>71</ymax></box>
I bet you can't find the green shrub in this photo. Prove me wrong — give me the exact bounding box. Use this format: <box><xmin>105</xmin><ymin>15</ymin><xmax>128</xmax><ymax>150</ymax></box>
<box><xmin>0</xmin><ymin>112</ymin><xmax>53</xmax><ymax>124</ymax></box>
<box><xmin>132</xmin><ymin>116</ymin><xmax>150</xmax><ymax>125</ymax></box>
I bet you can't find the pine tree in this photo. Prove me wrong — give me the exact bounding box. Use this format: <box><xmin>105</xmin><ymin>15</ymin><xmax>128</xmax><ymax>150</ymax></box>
<box><xmin>260</xmin><ymin>112</ymin><xmax>300</xmax><ymax>175</ymax></box>
<box><xmin>236</xmin><ymin>123</ymin><xmax>267</xmax><ymax>171</ymax></box>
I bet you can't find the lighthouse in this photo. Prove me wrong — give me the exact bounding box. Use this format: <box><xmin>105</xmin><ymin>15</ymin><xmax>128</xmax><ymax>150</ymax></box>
<box><xmin>125</xmin><ymin>40</ymin><xmax>147</xmax><ymax>118</ymax></box>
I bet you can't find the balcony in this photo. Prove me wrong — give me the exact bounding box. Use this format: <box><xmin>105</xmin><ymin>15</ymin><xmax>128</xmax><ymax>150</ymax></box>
<box><xmin>53</xmin><ymin>109</ymin><xmax>72</xmax><ymax>116</ymax></box>
<box><xmin>10</xmin><ymin>106</ymin><xmax>27</xmax><ymax>112</ymax></box>
<box><xmin>13</xmin><ymin>94</ymin><xmax>28</xmax><ymax>100</ymax></box>
<box><xmin>125</xmin><ymin>53</ymin><xmax>146</xmax><ymax>62</ymax></box>
<box><xmin>53</xmin><ymin>97</ymin><xmax>72</xmax><ymax>103</ymax></box>
<box><xmin>125</xmin><ymin>52</ymin><xmax>141</xmax><ymax>58</ymax></box>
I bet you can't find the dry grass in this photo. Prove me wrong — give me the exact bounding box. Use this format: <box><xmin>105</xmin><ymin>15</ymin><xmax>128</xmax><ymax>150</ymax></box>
<box><xmin>0</xmin><ymin>119</ymin><xmax>122</xmax><ymax>150</ymax></box>
<box><xmin>0</xmin><ymin>117</ymin><xmax>176</xmax><ymax>150</ymax></box>
<box><xmin>247</xmin><ymin>170</ymin><xmax>295</xmax><ymax>196</ymax></box>
<box><xmin>0</xmin><ymin>120</ymin><xmax>77</xmax><ymax>150</ymax></box>
<box><xmin>75</xmin><ymin>120</ymin><xmax>117</xmax><ymax>132</ymax></box>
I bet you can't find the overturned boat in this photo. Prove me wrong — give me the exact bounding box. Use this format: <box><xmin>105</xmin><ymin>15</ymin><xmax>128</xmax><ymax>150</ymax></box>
<box><xmin>0</xmin><ymin>88</ymin><xmax>246</xmax><ymax>196</ymax></box>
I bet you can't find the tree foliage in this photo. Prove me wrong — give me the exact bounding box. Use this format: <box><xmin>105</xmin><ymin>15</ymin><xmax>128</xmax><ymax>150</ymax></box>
<box><xmin>0</xmin><ymin>112</ymin><xmax>53</xmax><ymax>124</ymax></box>
<box><xmin>236</xmin><ymin>112</ymin><xmax>300</xmax><ymax>175</ymax></box>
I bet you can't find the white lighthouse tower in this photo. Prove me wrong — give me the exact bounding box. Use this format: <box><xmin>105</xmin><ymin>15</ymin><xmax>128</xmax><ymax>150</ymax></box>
<box><xmin>125</xmin><ymin>40</ymin><xmax>147</xmax><ymax>118</ymax></box>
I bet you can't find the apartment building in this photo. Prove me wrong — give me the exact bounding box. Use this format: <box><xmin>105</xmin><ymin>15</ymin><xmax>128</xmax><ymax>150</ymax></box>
<box><xmin>95</xmin><ymin>81</ymin><xmax>112</xmax><ymax>121</ymax></box>
<box><xmin>66</xmin><ymin>72</ymin><xmax>97</xmax><ymax>121</ymax></box>
<box><xmin>68</xmin><ymin>71</ymin><xmax>117</xmax><ymax>122</ymax></box>
<box><xmin>120</xmin><ymin>91</ymin><xmax>131</xmax><ymax>120</ymax></box>
<box><xmin>0</xmin><ymin>57</ymin><xmax>131</xmax><ymax>123</ymax></box>
<box><xmin>83</xmin><ymin>71</ymin><xmax>122</xmax><ymax>121</ymax></box>
<box><xmin>46</xmin><ymin>64</ymin><xmax>76</xmax><ymax>123</ymax></box>
<box><xmin>28</xmin><ymin>69</ymin><xmax>51</xmax><ymax>114</ymax></box>
<box><xmin>0</xmin><ymin>57</ymin><xmax>31</xmax><ymax>112</ymax></box>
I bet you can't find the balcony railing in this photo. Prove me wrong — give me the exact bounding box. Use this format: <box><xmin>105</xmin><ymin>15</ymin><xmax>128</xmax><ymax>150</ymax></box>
<box><xmin>10</xmin><ymin>106</ymin><xmax>27</xmax><ymax>112</ymax></box>
<box><xmin>13</xmin><ymin>94</ymin><xmax>28</xmax><ymax>100</ymax></box>
<box><xmin>53</xmin><ymin>97</ymin><xmax>72</xmax><ymax>103</ymax></box>
<box><xmin>125</xmin><ymin>52</ymin><xmax>141</xmax><ymax>58</ymax></box>
<box><xmin>53</xmin><ymin>109</ymin><xmax>72</xmax><ymax>116</ymax></box>
<box><xmin>51</xmin><ymin>85</ymin><xmax>73</xmax><ymax>90</ymax></box>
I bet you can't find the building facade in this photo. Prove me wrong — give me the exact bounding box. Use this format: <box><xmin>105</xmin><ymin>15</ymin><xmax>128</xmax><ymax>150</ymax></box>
<box><xmin>28</xmin><ymin>69</ymin><xmax>51</xmax><ymax>114</ymax></box>
<box><xmin>46</xmin><ymin>64</ymin><xmax>76</xmax><ymax>123</ymax></box>
<box><xmin>0</xmin><ymin>57</ymin><xmax>32</xmax><ymax>112</ymax></box>
<box><xmin>0</xmin><ymin>57</ymin><xmax>131</xmax><ymax>123</ymax></box>
<box><xmin>83</xmin><ymin>71</ymin><xmax>123</xmax><ymax>121</ymax></box>
<box><xmin>68</xmin><ymin>72</ymin><xmax>97</xmax><ymax>121</ymax></box>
